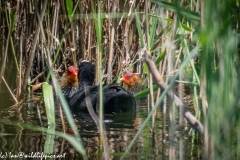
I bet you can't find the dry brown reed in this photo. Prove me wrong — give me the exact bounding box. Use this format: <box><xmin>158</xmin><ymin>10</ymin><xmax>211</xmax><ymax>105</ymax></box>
<box><xmin>0</xmin><ymin>1</ymin><xmax>148</xmax><ymax>98</ymax></box>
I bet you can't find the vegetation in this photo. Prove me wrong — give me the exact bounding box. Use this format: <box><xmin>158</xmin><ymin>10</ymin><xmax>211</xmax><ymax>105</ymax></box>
<box><xmin>0</xmin><ymin>0</ymin><xmax>239</xmax><ymax>159</ymax></box>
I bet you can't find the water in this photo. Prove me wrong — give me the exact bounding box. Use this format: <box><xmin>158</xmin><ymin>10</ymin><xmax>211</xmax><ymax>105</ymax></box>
<box><xmin>0</xmin><ymin>97</ymin><xmax>202</xmax><ymax>159</ymax></box>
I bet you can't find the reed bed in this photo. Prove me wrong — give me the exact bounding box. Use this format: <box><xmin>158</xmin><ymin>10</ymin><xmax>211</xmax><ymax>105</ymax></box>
<box><xmin>0</xmin><ymin>0</ymin><xmax>239</xmax><ymax>159</ymax></box>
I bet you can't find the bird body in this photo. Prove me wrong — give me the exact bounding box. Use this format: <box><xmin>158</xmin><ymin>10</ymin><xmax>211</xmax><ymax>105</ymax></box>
<box><xmin>69</xmin><ymin>61</ymin><xmax>136</xmax><ymax>114</ymax></box>
<box><xmin>69</xmin><ymin>84</ymin><xmax>135</xmax><ymax>114</ymax></box>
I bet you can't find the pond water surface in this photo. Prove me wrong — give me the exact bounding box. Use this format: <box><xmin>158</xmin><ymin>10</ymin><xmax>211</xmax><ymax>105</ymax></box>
<box><xmin>0</xmin><ymin>98</ymin><xmax>202</xmax><ymax>159</ymax></box>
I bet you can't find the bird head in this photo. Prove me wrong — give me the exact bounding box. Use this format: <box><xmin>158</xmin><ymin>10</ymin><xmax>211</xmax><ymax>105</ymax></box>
<box><xmin>121</xmin><ymin>72</ymin><xmax>142</xmax><ymax>92</ymax></box>
<box><xmin>78</xmin><ymin>61</ymin><xmax>95</xmax><ymax>86</ymax></box>
<box><xmin>121</xmin><ymin>72</ymin><xmax>135</xmax><ymax>86</ymax></box>
<box><xmin>67</xmin><ymin>66</ymin><xmax>78</xmax><ymax>76</ymax></box>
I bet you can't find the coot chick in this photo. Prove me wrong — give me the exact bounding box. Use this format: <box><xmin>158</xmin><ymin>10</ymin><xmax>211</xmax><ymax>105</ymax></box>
<box><xmin>121</xmin><ymin>72</ymin><xmax>142</xmax><ymax>93</ymax></box>
<box><xmin>69</xmin><ymin>61</ymin><xmax>136</xmax><ymax>114</ymax></box>
<box><xmin>59</xmin><ymin>66</ymin><xmax>78</xmax><ymax>100</ymax></box>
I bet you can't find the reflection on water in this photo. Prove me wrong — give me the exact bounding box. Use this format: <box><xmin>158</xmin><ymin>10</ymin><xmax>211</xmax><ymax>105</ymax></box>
<box><xmin>0</xmin><ymin>92</ymin><xmax>201</xmax><ymax>160</ymax></box>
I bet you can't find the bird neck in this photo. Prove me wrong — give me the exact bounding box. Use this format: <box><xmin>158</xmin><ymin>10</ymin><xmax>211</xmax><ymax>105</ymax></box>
<box><xmin>78</xmin><ymin>80</ymin><xmax>93</xmax><ymax>90</ymax></box>
<box><xmin>60</xmin><ymin>73</ymin><xmax>78</xmax><ymax>88</ymax></box>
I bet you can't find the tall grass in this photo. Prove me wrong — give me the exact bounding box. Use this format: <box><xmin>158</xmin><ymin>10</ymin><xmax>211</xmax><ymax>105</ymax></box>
<box><xmin>0</xmin><ymin>0</ymin><xmax>239</xmax><ymax>159</ymax></box>
<box><xmin>200</xmin><ymin>1</ymin><xmax>240</xmax><ymax>159</ymax></box>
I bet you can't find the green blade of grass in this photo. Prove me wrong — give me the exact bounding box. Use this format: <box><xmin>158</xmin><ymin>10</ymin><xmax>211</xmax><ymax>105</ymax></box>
<box><xmin>10</xmin><ymin>10</ymin><xmax>16</xmax><ymax>34</ymax></box>
<box><xmin>181</xmin><ymin>23</ymin><xmax>193</xmax><ymax>32</ymax></box>
<box><xmin>149</xmin><ymin>16</ymin><xmax>158</xmax><ymax>50</ymax></box>
<box><xmin>134</xmin><ymin>85</ymin><xmax>159</xmax><ymax>99</ymax></box>
<box><xmin>155</xmin><ymin>50</ymin><xmax>166</xmax><ymax>65</ymax></box>
<box><xmin>150</xmin><ymin>0</ymin><xmax>200</xmax><ymax>21</ymax></box>
<box><xmin>135</xmin><ymin>11</ymin><xmax>145</xmax><ymax>48</ymax></box>
<box><xmin>42</xmin><ymin>83</ymin><xmax>56</xmax><ymax>154</ymax></box>
<box><xmin>66</xmin><ymin>0</ymin><xmax>73</xmax><ymax>21</ymax></box>
<box><xmin>42</xmin><ymin>82</ymin><xmax>56</xmax><ymax>127</ymax></box>
<box><xmin>44</xmin><ymin>131</ymin><xmax>55</xmax><ymax>154</ymax></box>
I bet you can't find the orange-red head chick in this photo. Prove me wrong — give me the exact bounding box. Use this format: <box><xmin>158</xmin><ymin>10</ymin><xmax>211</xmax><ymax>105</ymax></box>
<box><xmin>121</xmin><ymin>72</ymin><xmax>142</xmax><ymax>92</ymax></box>
<box><xmin>60</xmin><ymin>66</ymin><xmax>79</xmax><ymax>89</ymax></box>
